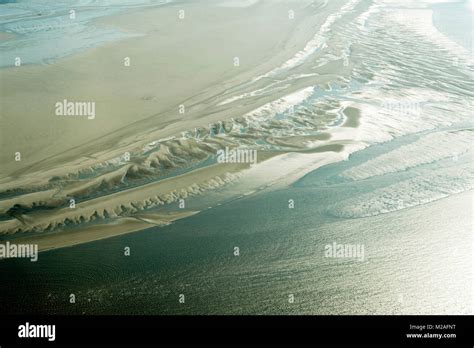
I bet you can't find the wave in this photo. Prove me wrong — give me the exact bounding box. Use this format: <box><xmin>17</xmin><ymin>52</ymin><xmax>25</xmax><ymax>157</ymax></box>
<box><xmin>330</xmin><ymin>162</ymin><xmax>474</xmax><ymax>218</ymax></box>
<box><xmin>341</xmin><ymin>130</ymin><xmax>473</xmax><ymax>180</ymax></box>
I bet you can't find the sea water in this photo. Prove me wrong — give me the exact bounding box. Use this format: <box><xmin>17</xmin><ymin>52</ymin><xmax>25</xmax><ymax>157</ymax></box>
<box><xmin>0</xmin><ymin>0</ymin><xmax>472</xmax><ymax>315</ymax></box>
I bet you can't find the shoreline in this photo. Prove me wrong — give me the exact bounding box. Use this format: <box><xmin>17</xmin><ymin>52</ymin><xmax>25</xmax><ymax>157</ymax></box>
<box><xmin>1</xmin><ymin>138</ymin><xmax>357</xmax><ymax>253</ymax></box>
<box><xmin>0</xmin><ymin>0</ymin><xmax>343</xmax><ymax>178</ymax></box>
<box><xmin>5</xmin><ymin>210</ymin><xmax>199</xmax><ymax>254</ymax></box>
<box><xmin>0</xmin><ymin>0</ymin><xmax>360</xmax><ymax>252</ymax></box>
<box><xmin>2</xmin><ymin>0</ymin><xmax>470</xmax><ymax>255</ymax></box>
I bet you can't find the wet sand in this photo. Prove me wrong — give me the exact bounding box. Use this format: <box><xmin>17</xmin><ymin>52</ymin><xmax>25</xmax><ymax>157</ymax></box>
<box><xmin>0</xmin><ymin>0</ymin><xmax>358</xmax><ymax>252</ymax></box>
<box><xmin>0</xmin><ymin>0</ymin><xmax>344</xmax><ymax>178</ymax></box>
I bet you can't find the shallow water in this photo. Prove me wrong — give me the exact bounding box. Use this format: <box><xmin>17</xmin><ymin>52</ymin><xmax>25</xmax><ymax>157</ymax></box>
<box><xmin>0</xmin><ymin>122</ymin><xmax>472</xmax><ymax>315</ymax></box>
<box><xmin>0</xmin><ymin>0</ymin><xmax>472</xmax><ymax>315</ymax></box>
<box><xmin>0</xmin><ymin>0</ymin><xmax>168</xmax><ymax>67</ymax></box>
<box><xmin>433</xmin><ymin>0</ymin><xmax>473</xmax><ymax>51</ymax></box>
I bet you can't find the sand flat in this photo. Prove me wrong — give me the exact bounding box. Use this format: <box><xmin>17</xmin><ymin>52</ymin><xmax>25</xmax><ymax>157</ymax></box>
<box><xmin>0</xmin><ymin>0</ymin><xmax>358</xmax><ymax>252</ymax></box>
<box><xmin>0</xmin><ymin>0</ymin><xmax>341</xmax><ymax>178</ymax></box>
<box><xmin>10</xmin><ymin>211</ymin><xmax>199</xmax><ymax>252</ymax></box>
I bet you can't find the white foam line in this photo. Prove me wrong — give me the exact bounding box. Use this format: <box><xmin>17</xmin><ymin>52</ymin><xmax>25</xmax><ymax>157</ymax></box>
<box><xmin>251</xmin><ymin>0</ymin><xmax>361</xmax><ymax>82</ymax></box>
<box><xmin>341</xmin><ymin>131</ymin><xmax>473</xmax><ymax>180</ymax></box>
<box><xmin>243</xmin><ymin>86</ymin><xmax>315</xmax><ymax>122</ymax></box>
<box><xmin>218</xmin><ymin>72</ymin><xmax>319</xmax><ymax>106</ymax></box>
<box><xmin>331</xmin><ymin>163</ymin><xmax>474</xmax><ymax>218</ymax></box>
<box><xmin>356</xmin><ymin>2</ymin><xmax>381</xmax><ymax>31</ymax></box>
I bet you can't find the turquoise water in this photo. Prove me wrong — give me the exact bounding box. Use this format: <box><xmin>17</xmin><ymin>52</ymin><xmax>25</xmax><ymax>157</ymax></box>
<box><xmin>0</xmin><ymin>0</ymin><xmax>168</xmax><ymax>67</ymax></box>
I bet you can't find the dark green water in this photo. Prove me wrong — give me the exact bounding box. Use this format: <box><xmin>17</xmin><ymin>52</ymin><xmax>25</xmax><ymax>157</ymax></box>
<box><xmin>1</xmin><ymin>0</ymin><xmax>472</xmax><ymax>315</ymax></box>
<box><xmin>1</xmin><ymin>127</ymin><xmax>472</xmax><ymax>315</ymax></box>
